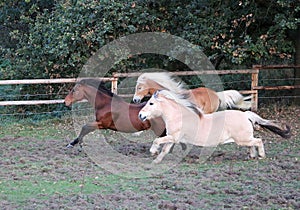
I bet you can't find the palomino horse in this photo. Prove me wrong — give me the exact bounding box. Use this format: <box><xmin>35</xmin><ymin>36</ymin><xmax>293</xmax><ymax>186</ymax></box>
<box><xmin>64</xmin><ymin>79</ymin><xmax>165</xmax><ymax>148</ymax></box>
<box><xmin>138</xmin><ymin>90</ymin><xmax>291</xmax><ymax>163</ymax></box>
<box><xmin>133</xmin><ymin>72</ymin><xmax>252</xmax><ymax>113</ymax></box>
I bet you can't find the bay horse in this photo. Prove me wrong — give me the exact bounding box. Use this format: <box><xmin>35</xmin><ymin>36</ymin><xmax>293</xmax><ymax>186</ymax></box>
<box><xmin>133</xmin><ymin>72</ymin><xmax>252</xmax><ymax>114</ymax></box>
<box><xmin>64</xmin><ymin>79</ymin><xmax>166</xmax><ymax>148</ymax></box>
<box><xmin>138</xmin><ymin>90</ymin><xmax>291</xmax><ymax>163</ymax></box>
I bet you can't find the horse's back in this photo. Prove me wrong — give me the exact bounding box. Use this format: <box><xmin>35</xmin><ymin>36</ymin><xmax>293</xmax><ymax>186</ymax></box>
<box><xmin>221</xmin><ymin>110</ymin><xmax>254</xmax><ymax>140</ymax></box>
<box><xmin>199</xmin><ymin>110</ymin><xmax>253</xmax><ymax>144</ymax></box>
<box><xmin>190</xmin><ymin>87</ymin><xmax>219</xmax><ymax>113</ymax></box>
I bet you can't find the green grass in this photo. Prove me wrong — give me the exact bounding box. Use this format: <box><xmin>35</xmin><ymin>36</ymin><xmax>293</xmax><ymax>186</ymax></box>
<box><xmin>0</xmin><ymin>176</ymin><xmax>116</xmax><ymax>203</ymax></box>
<box><xmin>0</xmin><ymin>172</ymin><xmax>174</xmax><ymax>205</ymax></box>
<box><xmin>0</xmin><ymin>113</ymin><xmax>299</xmax><ymax>209</ymax></box>
<box><xmin>0</xmin><ymin>116</ymin><xmax>74</xmax><ymax>140</ymax></box>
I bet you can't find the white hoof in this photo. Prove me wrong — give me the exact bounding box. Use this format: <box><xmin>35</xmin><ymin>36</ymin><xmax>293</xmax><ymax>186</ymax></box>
<box><xmin>152</xmin><ymin>158</ymin><xmax>161</xmax><ymax>164</ymax></box>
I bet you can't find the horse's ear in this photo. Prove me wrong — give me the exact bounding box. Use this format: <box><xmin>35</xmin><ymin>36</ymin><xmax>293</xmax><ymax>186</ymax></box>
<box><xmin>79</xmin><ymin>79</ymin><xmax>86</xmax><ymax>85</ymax></box>
<box><xmin>153</xmin><ymin>90</ymin><xmax>161</xmax><ymax>99</ymax></box>
<box><xmin>139</xmin><ymin>75</ymin><xmax>146</xmax><ymax>82</ymax></box>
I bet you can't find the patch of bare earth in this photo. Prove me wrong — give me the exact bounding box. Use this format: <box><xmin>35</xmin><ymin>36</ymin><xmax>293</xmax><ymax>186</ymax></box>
<box><xmin>0</xmin><ymin>106</ymin><xmax>299</xmax><ymax>209</ymax></box>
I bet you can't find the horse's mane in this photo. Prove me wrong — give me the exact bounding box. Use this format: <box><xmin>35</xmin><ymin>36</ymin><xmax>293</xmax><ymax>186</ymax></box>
<box><xmin>77</xmin><ymin>79</ymin><xmax>115</xmax><ymax>97</ymax></box>
<box><xmin>156</xmin><ymin>90</ymin><xmax>203</xmax><ymax>116</ymax></box>
<box><xmin>137</xmin><ymin>72</ymin><xmax>186</xmax><ymax>93</ymax></box>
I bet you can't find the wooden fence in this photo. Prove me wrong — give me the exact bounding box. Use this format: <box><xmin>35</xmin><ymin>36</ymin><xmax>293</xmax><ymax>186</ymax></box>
<box><xmin>0</xmin><ymin>78</ymin><xmax>117</xmax><ymax>106</ymax></box>
<box><xmin>112</xmin><ymin>69</ymin><xmax>259</xmax><ymax>110</ymax></box>
<box><xmin>0</xmin><ymin>65</ymin><xmax>299</xmax><ymax>111</ymax></box>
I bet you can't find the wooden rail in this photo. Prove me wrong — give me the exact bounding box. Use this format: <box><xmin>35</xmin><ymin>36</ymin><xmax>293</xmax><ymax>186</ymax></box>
<box><xmin>112</xmin><ymin>69</ymin><xmax>259</xmax><ymax>77</ymax></box>
<box><xmin>0</xmin><ymin>65</ymin><xmax>299</xmax><ymax>111</ymax></box>
<box><xmin>0</xmin><ymin>77</ymin><xmax>116</xmax><ymax>85</ymax></box>
<box><xmin>253</xmin><ymin>85</ymin><xmax>300</xmax><ymax>90</ymax></box>
<box><xmin>0</xmin><ymin>100</ymin><xmax>65</xmax><ymax>106</ymax></box>
<box><xmin>253</xmin><ymin>64</ymin><xmax>300</xmax><ymax>69</ymax></box>
<box><xmin>0</xmin><ymin>77</ymin><xmax>116</xmax><ymax>106</ymax></box>
<box><xmin>0</xmin><ymin>78</ymin><xmax>77</xmax><ymax>85</ymax></box>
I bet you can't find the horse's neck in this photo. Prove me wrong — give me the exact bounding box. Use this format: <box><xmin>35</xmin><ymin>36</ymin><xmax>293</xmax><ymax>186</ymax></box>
<box><xmin>148</xmin><ymin>79</ymin><xmax>183</xmax><ymax>93</ymax></box>
<box><xmin>83</xmin><ymin>86</ymin><xmax>110</xmax><ymax>108</ymax></box>
<box><xmin>161</xmin><ymin>100</ymin><xmax>196</xmax><ymax>133</ymax></box>
<box><xmin>162</xmin><ymin>100</ymin><xmax>208</xmax><ymax>145</ymax></box>
<box><xmin>147</xmin><ymin>80</ymin><xmax>166</xmax><ymax>91</ymax></box>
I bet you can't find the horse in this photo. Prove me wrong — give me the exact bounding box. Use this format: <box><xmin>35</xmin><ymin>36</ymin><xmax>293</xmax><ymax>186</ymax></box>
<box><xmin>64</xmin><ymin>79</ymin><xmax>166</xmax><ymax>148</ymax></box>
<box><xmin>138</xmin><ymin>90</ymin><xmax>291</xmax><ymax>163</ymax></box>
<box><xmin>133</xmin><ymin>72</ymin><xmax>252</xmax><ymax>114</ymax></box>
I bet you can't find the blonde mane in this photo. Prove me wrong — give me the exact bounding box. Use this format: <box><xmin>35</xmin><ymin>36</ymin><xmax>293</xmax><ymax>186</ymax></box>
<box><xmin>157</xmin><ymin>90</ymin><xmax>203</xmax><ymax>116</ymax></box>
<box><xmin>137</xmin><ymin>72</ymin><xmax>186</xmax><ymax>93</ymax></box>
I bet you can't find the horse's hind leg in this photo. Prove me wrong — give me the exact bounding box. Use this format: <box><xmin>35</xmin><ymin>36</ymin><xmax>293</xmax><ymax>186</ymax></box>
<box><xmin>249</xmin><ymin>146</ymin><xmax>257</xmax><ymax>158</ymax></box>
<box><xmin>256</xmin><ymin>138</ymin><xmax>265</xmax><ymax>158</ymax></box>
<box><xmin>169</xmin><ymin>143</ymin><xmax>187</xmax><ymax>153</ymax></box>
<box><xmin>67</xmin><ymin>122</ymin><xmax>99</xmax><ymax>148</ymax></box>
<box><xmin>245</xmin><ymin>137</ymin><xmax>265</xmax><ymax>158</ymax></box>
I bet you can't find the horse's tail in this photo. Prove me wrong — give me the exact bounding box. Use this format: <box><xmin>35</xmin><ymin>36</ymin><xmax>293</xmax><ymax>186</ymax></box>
<box><xmin>217</xmin><ymin>90</ymin><xmax>252</xmax><ymax>111</ymax></box>
<box><xmin>245</xmin><ymin>111</ymin><xmax>291</xmax><ymax>139</ymax></box>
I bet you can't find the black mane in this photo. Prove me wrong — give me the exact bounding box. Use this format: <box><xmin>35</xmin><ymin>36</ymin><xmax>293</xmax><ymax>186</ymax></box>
<box><xmin>78</xmin><ymin>79</ymin><xmax>115</xmax><ymax>97</ymax></box>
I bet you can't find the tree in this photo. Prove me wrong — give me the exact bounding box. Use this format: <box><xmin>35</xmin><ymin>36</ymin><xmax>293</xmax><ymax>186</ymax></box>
<box><xmin>0</xmin><ymin>0</ymin><xmax>299</xmax><ymax>114</ymax></box>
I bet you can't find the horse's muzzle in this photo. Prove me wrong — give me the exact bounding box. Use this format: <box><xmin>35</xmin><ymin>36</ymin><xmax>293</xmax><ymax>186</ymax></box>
<box><xmin>138</xmin><ymin>113</ymin><xmax>147</xmax><ymax>122</ymax></box>
<box><xmin>64</xmin><ymin>100</ymin><xmax>72</xmax><ymax>107</ymax></box>
<box><xmin>133</xmin><ymin>97</ymin><xmax>141</xmax><ymax>104</ymax></box>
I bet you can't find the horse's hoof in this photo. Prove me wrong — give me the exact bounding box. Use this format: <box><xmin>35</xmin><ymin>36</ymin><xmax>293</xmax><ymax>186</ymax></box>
<box><xmin>150</xmin><ymin>151</ymin><xmax>158</xmax><ymax>156</ymax></box>
<box><xmin>180</xmin><ymin>143</ymin><xmax>187</xmax><ymax>151</ymax></box>
<box><xmin>66</xmin><ymin>144</ymin><xmax>74</xmax><ymax>149</ymax></box>
<box><xmin>152</xmin><ymin>159</ymin><xmax>161</xmax><ymax>164</ymax></box>
<box><xmin>247</xmin><ymin>155</ymin><xmax>256</xmax><ymax>160</ymax></box>
<box><xmin>78</xmin><ymin>145</ymin><xmax>83</xmax><ymax>152</ymax></box>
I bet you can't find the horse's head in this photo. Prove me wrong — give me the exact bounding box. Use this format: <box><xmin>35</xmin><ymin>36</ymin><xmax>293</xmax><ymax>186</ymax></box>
<box><xmin>64</xmin><ymin>83</ymin><xmax>86</xmax><ymax>106</ymax></box>
<box><xmin>133</xmin><ymin>82</ymin><xmax>156</xmax><ymax>103</ymax></box>
<box><xmin>138</xmin><ymin>90</ymin><xmax>163</xmax><ymax>121</ymax></box>
<box><xmin>133</xmin><ymin>72</ymin><xmax>180</xmax><ymax>103</ymax></box>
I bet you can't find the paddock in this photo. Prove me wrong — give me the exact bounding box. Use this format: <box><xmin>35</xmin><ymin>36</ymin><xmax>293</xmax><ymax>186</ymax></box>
<box><xmin>0</xmin><ymin>105</ymin><xmax>299</xmax><ymax>209</ymax></box>
<box><xmin>0</xmin><ymin>66</ymin><xmax>299</xmax><ymax>208</ymax></box>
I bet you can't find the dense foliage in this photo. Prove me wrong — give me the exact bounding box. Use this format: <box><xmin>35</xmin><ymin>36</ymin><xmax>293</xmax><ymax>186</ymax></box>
<box><xmin>0</xmin><ymin>0</ymin><xmax>299</xmax><ymax>115</ymax></box>
<box><xmin>1</xmin><ymin>0</ymin><xmax>299</xmax><ymax>78</ymax></box>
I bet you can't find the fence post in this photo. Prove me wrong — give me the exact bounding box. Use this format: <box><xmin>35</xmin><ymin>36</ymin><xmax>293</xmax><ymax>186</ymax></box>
<box><xmin>111</xmin><ymin>76</ymin><xmax>118</xmax><ymax>94</ymax></box>
<box><xmin>251</xmin><ymin>66</ymin><xmax>260</xmax><ymax>111</ymax></box>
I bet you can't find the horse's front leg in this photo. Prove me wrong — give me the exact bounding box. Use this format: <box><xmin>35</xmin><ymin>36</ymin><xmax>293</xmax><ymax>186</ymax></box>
<box><xmin>153</xmin><ymin>143</ymin><xmax>174</xmax><ymax>164</ymax></box>
<box><xmin>150</xmin><ymin>136</ymin><xmax>175</xmax><ymax>155</ymax></box>
<box><xmin>66</xmin><ymin>121</ymin><xmax>99</xmax><ymax>148</ymax></box>
<box><xmin>150</xmin><ymin>135</ymin><xmax>176</xmax><ymax>163</ymax></box>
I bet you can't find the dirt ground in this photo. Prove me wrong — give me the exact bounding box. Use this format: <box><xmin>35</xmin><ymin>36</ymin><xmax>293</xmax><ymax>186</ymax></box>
<box><xmin>0</xmin><ymin>106</ymin><xmax>299</xmax><ymax>209</ymax></box>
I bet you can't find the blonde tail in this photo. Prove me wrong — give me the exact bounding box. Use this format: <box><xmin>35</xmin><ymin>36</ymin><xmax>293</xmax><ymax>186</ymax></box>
<box><xmin>217</xmin><ymin>90</ymin><xmax>252</xmax><ymax>111</ymax></box>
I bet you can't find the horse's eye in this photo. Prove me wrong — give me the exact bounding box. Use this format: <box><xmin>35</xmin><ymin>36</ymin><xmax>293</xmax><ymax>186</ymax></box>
<box><xmin>149</xmin><ymin>102</ymin><xmax>154</xmax><ymax>105</ymax></box>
